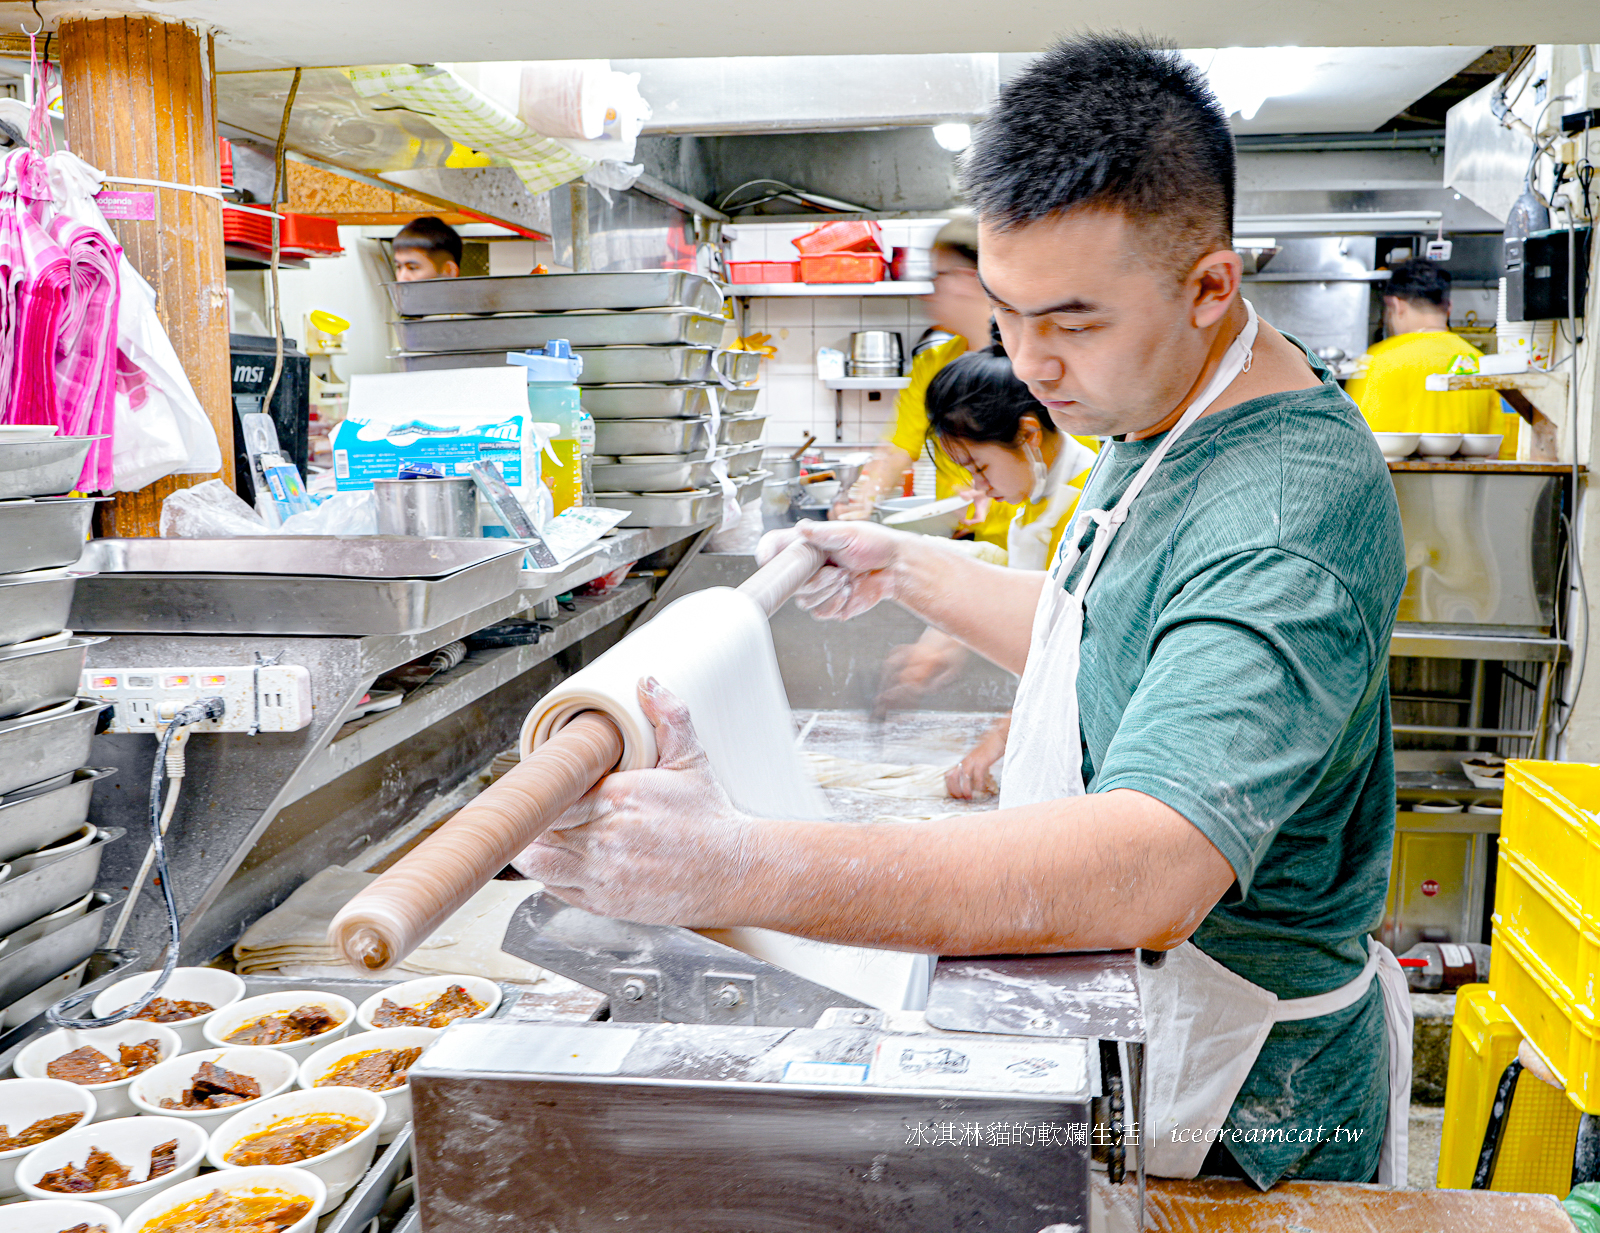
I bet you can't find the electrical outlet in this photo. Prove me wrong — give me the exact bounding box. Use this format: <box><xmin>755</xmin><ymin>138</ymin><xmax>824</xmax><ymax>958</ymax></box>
<box><xmin>82</xmin><ymin>665</ymin><xmax>313</xmax><ymax>734</ymax></box>
<box><xmin>1564</xmin><ymin>70</ymin><xmax>1600</xmax><ymax>133</ymax></box>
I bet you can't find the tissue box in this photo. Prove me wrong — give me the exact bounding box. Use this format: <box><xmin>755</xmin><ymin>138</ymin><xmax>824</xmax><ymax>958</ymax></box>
<box><xmin>331</xmin><ymin>416</ymin><xmax>527</xmax><ymax>491</ymax></box>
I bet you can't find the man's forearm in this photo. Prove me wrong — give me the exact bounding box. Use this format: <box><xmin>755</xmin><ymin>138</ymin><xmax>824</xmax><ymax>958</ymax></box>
<box><xmin>891</xmin><ymin>536</ymin><xmax>1044</xmax><ymax>674</ymax></box>
<box><xmin>734</xmin><ymin>788</ymin><xmax>1236</xmax><ymax>954</ymax></box>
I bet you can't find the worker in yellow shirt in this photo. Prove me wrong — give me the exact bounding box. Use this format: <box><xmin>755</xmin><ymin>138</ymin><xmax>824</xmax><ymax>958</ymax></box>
<box><xmin>1347</xmin><ymin>257</ymin><xmax>1521</xmax><ymax>459</ymax></box>
<box><xmin>834</xmin><ymin>216</ymin><xmax>1016</xmax><ymax>546</ymax></box>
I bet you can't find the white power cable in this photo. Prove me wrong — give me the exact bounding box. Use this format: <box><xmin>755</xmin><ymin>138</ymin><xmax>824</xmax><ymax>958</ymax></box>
<box><xmin>106</xmin><ymin>724</ymin><xmax>191</xmax><ymax>950</ymax></box>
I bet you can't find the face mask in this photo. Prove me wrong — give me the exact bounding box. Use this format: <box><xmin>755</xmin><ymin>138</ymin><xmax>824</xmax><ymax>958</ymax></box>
<box><xmin>1024</xmin><ymin>438</ymin><xmax>1050</xmax><ymax>503</ymax></box>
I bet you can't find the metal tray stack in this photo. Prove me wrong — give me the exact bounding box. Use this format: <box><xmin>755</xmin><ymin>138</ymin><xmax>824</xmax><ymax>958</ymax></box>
<box><xmin>384</xmin><ymin>271</ymin><xmax>768</xmax><ymax>527</ymax></box>
<box><xmin>0</xmin><ymin>436</ymin><xmax>118</xmax><ymax>1023</ymax></box>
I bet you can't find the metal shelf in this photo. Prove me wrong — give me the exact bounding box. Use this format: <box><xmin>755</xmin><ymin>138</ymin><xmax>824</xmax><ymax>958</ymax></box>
<box><xmin>729</xmin><ymin>282</ymin><xmax>933</xmax><ymax>296</ymax></box>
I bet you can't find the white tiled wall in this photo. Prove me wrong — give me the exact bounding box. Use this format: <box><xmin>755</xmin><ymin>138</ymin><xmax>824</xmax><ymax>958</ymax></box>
<box><xmin>742</xmin><ymin>294</ymin><xmax>936</xmax><ymax>447</ymax></box>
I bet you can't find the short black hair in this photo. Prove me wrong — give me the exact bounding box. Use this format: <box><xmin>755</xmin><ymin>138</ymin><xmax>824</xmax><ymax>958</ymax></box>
<box><xmin>926</xmin><ymin>345</ymin><xmax>1057</xmax><ymax>446</ymax></box>
<box><xmin>394</xmin><ymin>216</ymin><xmax>463</xmax><ymax>266</ymax></box>
<box><xmin>1385</xmin><ymin>258</ymin><xmax>1451</xmax><ymax>309</ymax></box>
<box><xmin>963</xmin><ymin>33</ymin><xmax>1234</xmax><ymax>277</ymax></box>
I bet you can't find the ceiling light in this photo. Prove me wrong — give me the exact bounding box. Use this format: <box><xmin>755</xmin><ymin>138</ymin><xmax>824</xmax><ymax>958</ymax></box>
<box><xmin>932</xmin><ymin>123</ymin><xmax>972</xmax><ymax>152</ymax></box>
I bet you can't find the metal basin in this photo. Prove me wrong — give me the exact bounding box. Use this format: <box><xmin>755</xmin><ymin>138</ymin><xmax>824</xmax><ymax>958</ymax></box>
<box><xmin>0</xmin><ymin>498</ymin><xmax>98</xmax><ymax>573</ymax></box>
<box><xmin>0</xmin><ymin>889</ymin><xmax>121</xmax><ymax>1013</ymax></box>
<box><xmin>394</xmin><ymin>311</ymin><xmax>725</xmax><ymax>354</ymax></box>
<box><xmin>594</xmin><ymin>490</ymin><xmax>720</xmax><ymax>528</ymax></box>
<box><xmin>593</xmin><ymin>418</ymin><xmax>711</xmax><ymax>456</ymax></box>
<box><xmin>0</xmin><ymin>568</ymin><xmax>86</xmax><ymax>648</ymax></box>
<box><xmin>718</xmin><ymin>415</ymin><xmax>767</xmax><ymax>446</ymax></box>
<box><xmin>0</xmin><ymin>825</ymin><xmax>120</xmax><ymax>939</ymax></box>
<box><xmin>576</xmin><ymin>347</ymin><xmax>714</xmax><ymax>385</ymax></box>
<box><xmin>0</xmin><ymin>636</ymin><xmax>103</xmax><ymax>720</ymax></box>
<box><xmin>70</xmin><ymin>538</ymin><xmax>527</xmax><ymax>636</ymax></box>
<box><xmin>0</xmin><ymin>768</ymin><xmax>114</xmax><ymax>866</ymax></box>
<box><xmin>581</xmin><ymin>385</ymin><xmax>717</xmax><ymax>420</ymax></box>
<box><xmin>719</xmin><ymin>388</ymin><xmax>760</xmax><ymax>415</ymax></box>
<box><xmin>592</xmin><ymin>457</ymin><xmax>718</xmax><ymax>493</ymax></box>
<box><xmin>0</xmin><ymin>700</ymin><xmax>110</xmax><ymax>798</ymax></box>
<box><xmin>385</xmin><ymin>270</ymin><xmax>723</xmax><ymax>318</ymax></box>
<box><xmin>716</xmin><ymin>350</ymin><xmax>762</xmax><ymax>384</ymax></box>
<box><xmin>0</xmin><ymin>437</ymin><xmax>99</xmax><ymax>500</ymax></box>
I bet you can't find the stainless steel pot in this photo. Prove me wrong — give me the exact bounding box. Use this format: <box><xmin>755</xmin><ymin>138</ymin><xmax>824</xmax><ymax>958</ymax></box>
<box><xmin>373</xmin><ymin>478</ymin><xmax>479</xmax><ymax>538</ymax></box>
<box><xmin>848</xmin><ymin>330</ymin><xmax>903</xmax><ymax>377</ymax></box>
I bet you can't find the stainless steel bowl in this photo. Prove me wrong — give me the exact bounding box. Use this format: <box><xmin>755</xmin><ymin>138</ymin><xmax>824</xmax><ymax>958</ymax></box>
<box><xmin>0</xmin><ymin>437</ymin><xmax>100</xmax><ymax>500</ymax></box>
<box><xmin>0</xmin><ymin>568</ymin><xmax>86</xmax><ymax>648</ymax></box>
<box><xmin>0</xmin><ymin>498</ymin><xmax>99</xmax><ymax>574</ymax></box>
<box><xmin>0</xmin><ymin>768</ymin><xmax>114</xmax><ymax>866</ymax></box>
<box><xmin>0</xmin><ymin>636</ymin><xmax>103</xmax><ymax>720</ymax></box>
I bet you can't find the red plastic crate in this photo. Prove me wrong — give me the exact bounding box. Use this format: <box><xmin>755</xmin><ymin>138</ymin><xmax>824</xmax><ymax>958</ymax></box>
<box><xmin>800</xmin><ymin>252</ymin><xmax>886</xmax><ymax>283</ymax></box>
<box><xmin>761</xmin><ymin>261</ymin><xmax>801</xmax><ymax>282</ymax></box>
<box><xmin>792</xmin><ymin>219</ymin><xmax>882</xmax><ymax>257</ymax></box>
<box><xmin>728</xmin><ymin>261</ymin><xmax>767</xmax><ymax>284</ymax></box>
<box><xmin>223</xmin><ymin>207</ymin><xmax>343</xmax><ymax>258</ymax></box>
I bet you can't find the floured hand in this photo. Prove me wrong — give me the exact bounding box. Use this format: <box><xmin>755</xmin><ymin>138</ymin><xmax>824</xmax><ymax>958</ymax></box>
<box><xmin>512</xmin><ymin>677</ymin><xmax>760</xmax><ymax>926</ymax></box>
<box><xmin>756</xmin><ymin>520</ymin><xmax>911</xmax><ymax>620</ymax></box>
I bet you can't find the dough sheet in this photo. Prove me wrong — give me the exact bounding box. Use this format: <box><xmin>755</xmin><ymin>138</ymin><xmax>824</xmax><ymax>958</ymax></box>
<box><xmin>520</xmin><ymin>586</ymin><xmax>931</xmax><ymax>1011</ymax></box>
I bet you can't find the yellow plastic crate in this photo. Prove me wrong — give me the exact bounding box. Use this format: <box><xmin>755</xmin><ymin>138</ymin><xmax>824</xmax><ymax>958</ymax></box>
<box><xmin>1494</xmin><ymin>844</ymin><xmax>1588</xmax><ymax>1009</ymax></box>
<box><xmin>1490</xmin><ymin>926</ymin><xmax>1576</xmax><ymax>1091</ymax></box>
<box><xmin>1501</xmin><ymin>760</ymin><xmax>1600</xmax><ymax>932</ymax></box>
<box><xmin>1438</xmin><ymin>985</ymin><xmax>1580</xmax><ymax>1196</ymax></box>
<box><xmin>1439</xmin><ymin>984</ymin><xmax>1523</xmax><ymax>1188</ymax></box>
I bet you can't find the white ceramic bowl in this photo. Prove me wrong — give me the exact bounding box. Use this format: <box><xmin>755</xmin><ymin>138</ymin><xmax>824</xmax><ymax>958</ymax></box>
<box><xmin>16</xmin><ymin>1115</ymin><xmax>207</xmax><ymax>1218</ymax></box>
<box><xmin>128</xmin><ymin>1046</ymin><xmax>299</xmax><ymax>1134</ymax></box>
<box><xmin>15</xmin><ymin>1023</ymin><xmax>182</xmax><ymax>1121</ymax></box>
<box><xmin>298</xmin><ymin>1027</ymin><xmax>437</xmax><ymax>1142</ymax></box>
<box><xmin>1417</xmin><ymin>432</ymin><xmax>1463</xmax><ymax>459</ymax></box>
<box><xmin>1372</xmin><ymin>431</ymin><xmax>1420</xmax><ymax>460</ymax></box>
<box><xmin>202</xmin><ymin>991</ymin><xmax>354</xmax><ymax>1063</ymax></box>
<box><xmin>0</xmin><ymin>1077</ymin><xmax>97</xmax><ymax>1197</ymax></box>
<box><xmin>207</xmin><ymin>1086</ymin><xmax>384</xmax><ymax>1215</ymax></box>
<box><xmin>354</xmin><ymin>974</ymin><xmax>502</xmax><ymax>1033</ymax></box>
<box><xmin>122</xmin><ymin>1164</ymin><xmax>324</xmax><ymax>1233</ymax></box>
<box><xmin>1458</xmin><ymin>433</ymin><xmax>1504</xmax><ymax>458</ymax></box>
<box><xmin>1412</xmin><ymin>799</ymin><xmax>1466</xmax><ymax>814</ymax></box>
<box><xmin>6</xmin><ymin>1198</ymin><xmax>123</xmax><ymax>1233</ymax></box>
<box><xmin>92</xmin><ymin>967</ymin><xmax>246</xmax><ymax>1053</ymax></box>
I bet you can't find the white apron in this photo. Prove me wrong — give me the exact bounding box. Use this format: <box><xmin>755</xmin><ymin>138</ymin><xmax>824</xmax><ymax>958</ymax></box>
<box><xmin>998</xmin><ymin>301</ymin><xmax>1412</xmax><ymax>1184</ymax></box>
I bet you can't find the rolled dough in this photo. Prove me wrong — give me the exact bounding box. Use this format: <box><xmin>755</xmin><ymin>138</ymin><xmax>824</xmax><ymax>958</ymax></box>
<box><xmin>520</xmin><ymin>586</ymin><xmax>932</xmax><ymax>1011</ymax></box>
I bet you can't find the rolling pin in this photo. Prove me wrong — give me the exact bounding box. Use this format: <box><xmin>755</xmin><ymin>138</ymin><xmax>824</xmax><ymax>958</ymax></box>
<box><xmin>328</xmin><ymin>539</ymin><xmax>826</xmax><ymax>972</ymax></box>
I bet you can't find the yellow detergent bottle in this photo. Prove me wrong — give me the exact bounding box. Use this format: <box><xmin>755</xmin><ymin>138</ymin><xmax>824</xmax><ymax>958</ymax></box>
<box><xmin>508</xmin><ymin>342</ymin><xmax>591</xmax><ymax>513</ymax></box>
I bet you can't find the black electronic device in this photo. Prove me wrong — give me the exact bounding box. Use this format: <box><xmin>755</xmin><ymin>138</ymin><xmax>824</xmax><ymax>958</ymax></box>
<box><xmin>1503</xmin><ymin>227</ymin><xmax>1592</xmax><ymax>321</ymax></box>
<box><xmin>229</xmin><ymin>332</ymin><xmax>310</xmax><ymax>505</ymax></box>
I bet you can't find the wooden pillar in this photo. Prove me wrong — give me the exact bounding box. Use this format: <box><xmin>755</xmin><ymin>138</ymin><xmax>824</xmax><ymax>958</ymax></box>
<box><xmin>58</xmin><ymin>15</ymin><xmax>234</xmax><ymax>536</ymax></box>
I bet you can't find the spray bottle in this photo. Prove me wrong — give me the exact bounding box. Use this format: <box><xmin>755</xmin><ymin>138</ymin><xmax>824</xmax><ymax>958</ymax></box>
<box><xmin>507</xmin><ymin>342</ymin><xmax>591</xmax><ymax>513</ymax></box>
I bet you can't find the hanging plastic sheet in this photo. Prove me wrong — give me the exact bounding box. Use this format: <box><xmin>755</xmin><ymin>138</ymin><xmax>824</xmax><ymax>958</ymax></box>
<box><xmin>348</xmin><ymin>65</ymin><xmax>596</xmax><ymax>197</ymax></box>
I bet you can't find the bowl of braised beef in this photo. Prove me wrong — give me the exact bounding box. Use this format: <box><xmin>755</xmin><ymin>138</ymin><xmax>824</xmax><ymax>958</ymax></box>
<box><xmin>207</xmin><ymin>1086</ymin><xmax>384</xmax><ymax>1215</ymax></box>
<box><xmin>14</xmin><ymin>1113</ymin><xmax>207</xmax><ymax>1218</ymax></box>
<box><xmin>92</xmin><ymin>967</ymin><xmax>247</xmax><ymax>1053</ymax></box>
<box><xmin>15</xmin><ymin>1024</ymin><xmax>181</xmax><ymax>1121</ymax></box>
<box><xmin>0</xmin><ymin>1076</ymin><xmax>98</xmax><ymax>1198</ymax></box>
<box><xmin>202</xmin><ymin>992</ymin><xmax>353</xmax><ymax>1064</ymax></box>
<box><xmin>128</xmin><ymin>1046</ymin><xmax>299</xmax><ymax>1134</ymax></box>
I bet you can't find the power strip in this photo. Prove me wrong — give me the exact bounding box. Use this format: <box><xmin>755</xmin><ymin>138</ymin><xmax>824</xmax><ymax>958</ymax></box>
<box><xmin>82</xmin><ymin>664</ymin><xmax>314</xmax><ymax>733</ymax></box>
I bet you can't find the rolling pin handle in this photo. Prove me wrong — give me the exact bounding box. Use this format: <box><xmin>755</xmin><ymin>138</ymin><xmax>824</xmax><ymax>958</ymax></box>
<box><xmin>740</xmin><ymin>539</ymin><xmax>827</xmax><ymax>617</ymax></box>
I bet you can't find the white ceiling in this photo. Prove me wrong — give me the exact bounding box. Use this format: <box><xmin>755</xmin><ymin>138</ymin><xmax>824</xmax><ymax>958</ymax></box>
<box><xmin>3</xmin><ymin>1</ymin><xmax>1596</xmax><ymax>71</ymax></box>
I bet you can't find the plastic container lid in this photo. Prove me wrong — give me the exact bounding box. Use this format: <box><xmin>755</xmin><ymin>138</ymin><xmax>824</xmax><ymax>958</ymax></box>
<box><xmin>506</xmin><ymin>341</ymin><xmax>584</xmax><ymax>384</ymax></box>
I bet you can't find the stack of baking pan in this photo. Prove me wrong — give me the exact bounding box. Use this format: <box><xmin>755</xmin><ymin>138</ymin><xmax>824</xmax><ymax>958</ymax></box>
<box><xmin>0</xmin><ymin>431</ymin><xmax>120</xmax><ymax>1029</ymax></box>
<box><xmin>384</xmin><ymin>272</ymin><xmax>769</xmax><ymax>527</ymax></box>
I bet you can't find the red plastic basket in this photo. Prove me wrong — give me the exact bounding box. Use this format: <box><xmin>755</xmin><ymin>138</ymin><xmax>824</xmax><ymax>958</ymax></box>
<box><xmin>799</xmin><ymin>252</ymin><xmax>886</xmax><ymax>283</ymax></box>
<box><xmin>223</xmin><ymin>207</ymin><xmax>343</xmax><ymax>258</ymax></box>
<box><xmin>792</xmin><ymin>219</ymin><xmax>882</xmax><ymax>256</ymax></box>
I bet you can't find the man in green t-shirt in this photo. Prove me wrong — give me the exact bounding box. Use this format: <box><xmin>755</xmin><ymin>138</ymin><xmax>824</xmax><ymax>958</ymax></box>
<box><xmin>516</xmin><ymin>33</ymin><xmax>1408</xmax><ymax>1190</ymax></box>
